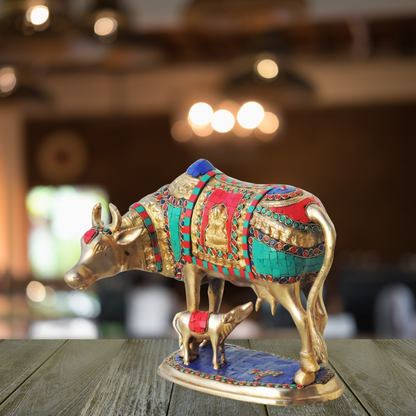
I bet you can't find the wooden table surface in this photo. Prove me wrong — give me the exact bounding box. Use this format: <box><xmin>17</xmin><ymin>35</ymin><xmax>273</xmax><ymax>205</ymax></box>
<box><xmin>0</xmin><ymin>339</ymin><xmax>415</xmax><ymax>415</ymax></box>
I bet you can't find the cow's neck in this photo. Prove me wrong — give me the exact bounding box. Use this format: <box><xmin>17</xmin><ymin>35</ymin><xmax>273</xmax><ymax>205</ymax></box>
<box><xmin>118</xmin><ymin>210</ymin><xmax>148</xmax><ymax>272</ymax></box>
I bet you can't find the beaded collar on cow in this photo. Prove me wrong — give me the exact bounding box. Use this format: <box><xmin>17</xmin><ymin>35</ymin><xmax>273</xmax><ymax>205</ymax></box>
<box><xmin>130</xmin><ymin>202</ymin><xmax>163</xmax><ymax>272</ymax></box>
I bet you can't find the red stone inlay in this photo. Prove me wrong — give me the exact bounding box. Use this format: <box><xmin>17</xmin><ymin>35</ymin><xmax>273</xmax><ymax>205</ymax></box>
<box><xmin>83</xmin><ymin>229</ymin><xmax>97</xmax><ymax>244</ymax></box>
<box><xmin>269</xmin><ymin>196</ymin><xmax>323</xmax><ymax>223</ymax></box>
<box><xmin>189</xmin><ymin>311</ymin><xmax>211</xmax><ymax>334</ymax></box>
<box><xmin>200</xmin><ymin>188</ymin><xmax>243</xmax><ymax>253</ymax></box>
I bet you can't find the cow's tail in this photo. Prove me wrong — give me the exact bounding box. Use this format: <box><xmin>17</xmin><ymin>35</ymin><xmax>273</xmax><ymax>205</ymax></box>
<box><xmin>172</xmin><ymin>313</ymin><xmax>183</xmax><ymax>348</ymax></box>
<box><xmin>305</xmin><ymin>204</ymin><xmax>336</xmax><ymax>365</ymax></box>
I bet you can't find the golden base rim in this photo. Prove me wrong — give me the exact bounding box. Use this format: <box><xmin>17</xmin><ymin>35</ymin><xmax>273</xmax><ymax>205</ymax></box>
<box><xmin>158</xmin><ymin>359</ymin><xmax>345</xmax><ymax>406</ymax></box>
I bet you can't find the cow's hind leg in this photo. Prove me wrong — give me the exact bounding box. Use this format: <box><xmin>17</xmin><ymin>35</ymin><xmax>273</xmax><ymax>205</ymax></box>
<box><xmin>266</xmin><ymin>281</ymin><xmax>319</xmax><ymax>386</ymax></box>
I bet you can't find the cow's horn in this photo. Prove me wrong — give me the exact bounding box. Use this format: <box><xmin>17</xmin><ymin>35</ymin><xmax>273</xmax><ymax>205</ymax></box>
<box><xmin>109</xmin><ymin>203</ymin><xmax>122</xmax><ymax>232</ymax></box>
<box><xmin>92</xmin><ymin>203</ymin><xmax>104</xmax><ymax>227</ymax></box>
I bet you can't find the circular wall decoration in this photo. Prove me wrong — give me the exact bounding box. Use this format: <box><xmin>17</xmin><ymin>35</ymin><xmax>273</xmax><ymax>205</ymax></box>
<box><xmin>36</xmin><ymin>130</ymin><xmax>88</xmax><ymax>183</ymax></box>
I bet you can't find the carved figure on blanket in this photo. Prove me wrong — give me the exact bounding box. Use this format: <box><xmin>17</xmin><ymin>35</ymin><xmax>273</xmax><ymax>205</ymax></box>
<box><xmin>173</xmin><ymin>302</ymin><xmax>253</xmax><ymax>369</ymax></box>
<box><xmin>64</xmin><ymin>159</ymin><xmax>336</xmax><ymax>387</ymax></box>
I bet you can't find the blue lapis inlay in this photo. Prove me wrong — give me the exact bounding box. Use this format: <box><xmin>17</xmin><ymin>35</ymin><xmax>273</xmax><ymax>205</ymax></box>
<box><xmin>170</xmin><ymin>344</ymin><xmax>328</xmax><ymax>386</ymax></box>
<box><xmin>187</xmin><ymin>159</ymin><xmax>215</xmax><ymax>178</ymax></box>
<box><xmin>268</xmin><ymin>185</ymin><xmax>297</xmax><ymax>194</ymax></box>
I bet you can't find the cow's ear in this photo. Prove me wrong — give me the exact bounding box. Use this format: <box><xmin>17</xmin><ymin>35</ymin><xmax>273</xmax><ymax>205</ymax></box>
<box><xmin>116</xmin><ymin>226</ymin><xmax>146</xmax><ymax>246</ymax></box>
<box><xmin>223</xmin><ymin>311</ymin><xmax>235</xmax><ymax>324</ymax></box>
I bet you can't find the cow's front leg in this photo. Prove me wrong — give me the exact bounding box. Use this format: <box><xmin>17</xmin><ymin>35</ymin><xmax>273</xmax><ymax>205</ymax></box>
<box><xmin>208</xmin><ymin>278</ymin><xmax>224</xmax><ymax>313</ymax></box>
<box><xmin>183</xmin><ymin>264</ymin><xmax>205</xmax><ymax>358</ymax></box>
<box><xmin>201</xmin><ymin>278</ymin><xmax>225</xmax><ymax>349</ymax></box>
<box><xmin>183</xmin><ymin>263</ymin><xmax>204</xmax><ymax>312</ymax></box>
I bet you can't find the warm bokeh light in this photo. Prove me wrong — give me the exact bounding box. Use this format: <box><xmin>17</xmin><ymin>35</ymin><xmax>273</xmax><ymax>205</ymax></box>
<box><xmin>26</xmin><ymin>5</ymin><xmax>49</xmax><ymax>26</ymax></box>
<box><xmin>26</xmin><ymin>281</ymin><xmax>46</xmax><ymax>303</ymax></box>
<box><xmin>217</xmin><ymin>100</ymin><xmax>239</xmax><ymax>114</ymax></box>
<box><xmin>237</xmin><ymin>102</ymin><xmax>264</xmax><ymax>129</ymax></box>
<box><xmin>255</xmin><ymin>129</ymin><xmax>276</xmax><ymax>142</ymax></box>
<box><xmin>189</xmin><ymin>103</ymin><xmax>213</xmax><ymax>126</ymax></box>
<box><xmin>192</xmin><ymin>123</ymin><xmax>213</xmax><ymax>137</ymax></box>
<box><xmin>211</xmin><ymin>110</ymin><xmax>235</xmax><ymax>133</ymax></box>
<box><xmin>94</xmin><ymin>17</ymin><xmax>118</xmax><ymax>37</ymax></box>
<box><xmin>171</xmin><ymin>120</ymin><xmax>193</xmax><ymax>142</ymax></box>
<box><xmin>256</xmin><ymin>59</ymin><xmax>279</xmax><ymax>79</ymax></box>
<box><xmin>42</xmin><ymin>286</ymin><xmax>56</xmax><ymax>307</ymax></box>
<box><xmin>233</xmin><ymin>123</ymin><xmax>252</xmax><ymax>137</ymax></box>
<box><xmin>0</xmin><ymin>67</ymin><xmax>17</xmax><ymax>95</ymax></box>
<box><xmin>258</xmin><ymin>112</ymin><xmax>280</xmax><ymax>134</ymax></box>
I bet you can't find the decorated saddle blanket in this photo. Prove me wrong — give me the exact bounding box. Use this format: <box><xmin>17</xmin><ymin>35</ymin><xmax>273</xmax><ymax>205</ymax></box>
<box><xmin>130</xmin><ymin>159</ymin><xmax>326</xmax><ymax>284</ymax></box>
<box><xmin>189</xmin><ymin>311</ymin><xmax>211</xmax><ymax>334</ymax></box>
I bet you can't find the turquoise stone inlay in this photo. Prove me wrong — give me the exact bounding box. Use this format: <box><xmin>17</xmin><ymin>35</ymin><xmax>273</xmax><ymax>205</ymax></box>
<box><xmin>168</xmin><ymin>205</ymin><xmax>182</xmax><ymax>261</ymax></box>
<box><xmin>252</xmin><ymin>239</ymin><xmax>324</xmax><ymax>277</ymax></box>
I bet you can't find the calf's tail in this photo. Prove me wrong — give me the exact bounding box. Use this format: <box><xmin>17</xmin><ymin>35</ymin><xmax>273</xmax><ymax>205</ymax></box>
<box><xmin>305</xmin><ymin>204</ymin><xmax>336</xmax><ymax>365</ymax></box>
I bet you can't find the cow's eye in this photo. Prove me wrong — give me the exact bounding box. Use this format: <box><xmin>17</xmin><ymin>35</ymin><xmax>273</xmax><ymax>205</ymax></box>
<box><xmin>94</xmin><ymin>243</ymin><xmax>108</xmax><ymax>254</ymax></box>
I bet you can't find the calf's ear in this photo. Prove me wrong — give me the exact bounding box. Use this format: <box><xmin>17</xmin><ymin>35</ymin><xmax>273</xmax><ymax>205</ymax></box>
<box><xmin>223</xmin><ymin>311</ymin><xmax>235</xmax><ymax>323</ymax></box>
<box><xmin>116</xmin><ymin>226</ymin><xmax>146</xmax><ymax>246</ymax></box>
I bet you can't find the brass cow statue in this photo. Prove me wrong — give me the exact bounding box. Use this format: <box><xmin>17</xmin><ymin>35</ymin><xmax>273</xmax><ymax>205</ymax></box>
<box><xmin>173</xmin><ymin>302</ymin><xmax>253</xmax><ymax>370</ymax></box>
<box><xmin>65</xmin><ymin>159</ymin><xmax>335</xmax><ymax>386</ymax></box>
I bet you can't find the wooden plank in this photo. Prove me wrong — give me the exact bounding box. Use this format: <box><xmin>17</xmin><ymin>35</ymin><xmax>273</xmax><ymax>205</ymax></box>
<box><xmin>167</xmin><ymin>340</ymin><xmax>268</xmax><ymax>416</ymax></box>
<box><xmin>367</xmin><ymin>339</ymin><xmax>416</xmax><ymax>372</ymax></box>
<box><xmin>78</xmin><ymin>339</ymin><xmax>177</xmax><ymax>416</ymax></box>
<box><xmin>250</xmin><ymin>339</ymin><xmax>369</xmax><ymax>416</ymax></box>
<box><xmin>0</xmin><ymin>340</ymin><xmax>126</xmax><ymax>416</ymax></box>
<box><xmin>327</xmin><ymin>339</ymin><xmax>416</xmax><ymax>416</ymax></box>
<box><xmin>0</xmin><ymin>340</ymin><xmax>67</xmax><ymax>405</ymax></box>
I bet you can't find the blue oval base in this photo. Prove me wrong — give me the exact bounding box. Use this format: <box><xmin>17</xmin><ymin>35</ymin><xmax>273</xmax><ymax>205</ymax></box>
<box><xmin>158</xmin><ymin>344</ymin><xmax>344</xmax><ymax>406</ymax></box>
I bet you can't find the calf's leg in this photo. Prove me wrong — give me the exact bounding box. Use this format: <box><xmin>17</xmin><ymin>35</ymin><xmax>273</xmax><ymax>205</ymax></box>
<box><xmin>220</xmin><ymin>341</ymin><xmax>226</xmax><ymax>365</ymax></box>
<box><xmin>210</xmin><ymin>335</ymin><xmax>220</xmax><ymax>370</ymax></box>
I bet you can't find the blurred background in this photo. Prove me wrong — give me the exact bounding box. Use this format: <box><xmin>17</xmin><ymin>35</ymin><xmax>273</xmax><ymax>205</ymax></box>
<box><xmin>1</xmin><ymin>0</ymin><xmax>416</xmax><ymax>340</ymax></box>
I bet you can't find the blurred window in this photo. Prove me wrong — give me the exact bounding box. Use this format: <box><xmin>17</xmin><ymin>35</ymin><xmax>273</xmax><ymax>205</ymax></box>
<box><xmin>26</xmin><ymin>186</ymin><xmax>109</xmax><ymax>279</ymax></box>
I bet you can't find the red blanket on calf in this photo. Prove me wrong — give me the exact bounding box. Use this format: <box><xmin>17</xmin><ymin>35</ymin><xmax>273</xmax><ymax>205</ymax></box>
<box><xmin>189</xmin><ymin>311</ymin><xmax>211</xmax><ymax>334</ymax></box>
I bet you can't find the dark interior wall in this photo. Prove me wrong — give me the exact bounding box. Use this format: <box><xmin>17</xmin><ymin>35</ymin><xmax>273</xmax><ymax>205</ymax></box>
<box><xmin>25</xmin><ymin>101</ymin><xmax>416</xmax><ymax>259</ymax></box>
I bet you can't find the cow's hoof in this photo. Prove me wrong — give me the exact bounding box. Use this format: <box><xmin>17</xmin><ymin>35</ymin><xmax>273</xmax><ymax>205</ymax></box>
<box><xmin>213</xmin><ymin>364</ymin><xmax>220</xmax><ymax>370</ymax></box>
<box><xmin>294</xmin><ymin>369</ymin><xmax>315</xmax><ymax>386</ymax></box>
<box><xmin>300</xmin><ymin>352</ymin><xmax>320</xmax><ymax>373</ymax></box>
<box><xmin>183</xmin><ymin>360</ymin><xmax>190</xmax><ymax>366</ymax></box>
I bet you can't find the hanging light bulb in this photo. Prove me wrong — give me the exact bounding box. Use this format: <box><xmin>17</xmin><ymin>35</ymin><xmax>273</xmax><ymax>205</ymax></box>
<box><xmin>0</xmin><ymin>67</ymin><xmax>17</xmax><ymax>96</ymax></box>
<box><xmin>94</xmin><ymin>15</ymin><xmax>118</xmax><ymax>37</ymax></box>
<box><xmin>188</xmin><ymin>103</ymin><xmax>213</xmax><ymax>126</ymax></box>
<box><xmin>237</xmin><ymin>102</ymin><xmax>264</xmax><ymax>129</ymax></box>
<box><xmin>26</xmin><ymin>5</ymin><xmax>49</xmax><ymax>26</ymax></box>
<box><xmin>211</xmin><ymin>110</ymin><xmax>234</xmax><ymax>133</ymax></box>
<box><xmin>256</xmin><ymin>59</ymin><xmax>279</xmax><ymax>79</ymax></box>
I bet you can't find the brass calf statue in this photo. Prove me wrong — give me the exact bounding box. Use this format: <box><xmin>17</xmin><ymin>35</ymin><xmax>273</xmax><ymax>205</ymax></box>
<box><xmin>173</xmin><ymin>302</ymin><xmax>253</xmax><ymax>370</ymax></box>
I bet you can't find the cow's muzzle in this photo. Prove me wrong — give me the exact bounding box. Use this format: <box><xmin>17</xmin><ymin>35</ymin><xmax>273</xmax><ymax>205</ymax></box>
<box><xmin>64</xmin><ymin>265</ymin><xmax>94</xmax><ymax>291</ymax></box>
